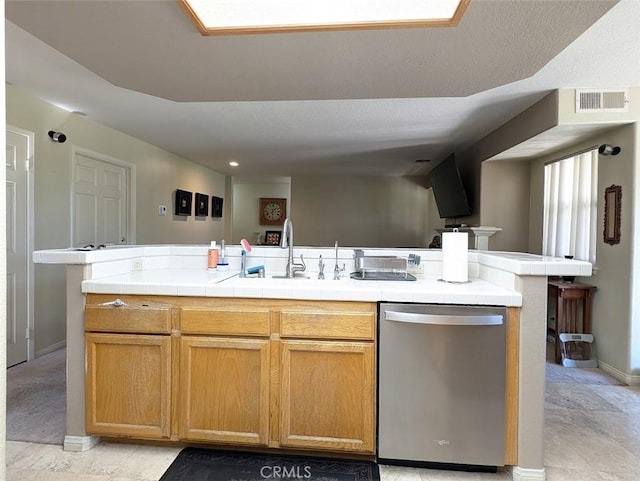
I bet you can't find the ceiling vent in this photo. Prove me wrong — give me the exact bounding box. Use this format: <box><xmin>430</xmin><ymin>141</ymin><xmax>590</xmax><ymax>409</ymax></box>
<box><xmin>576</xmin><ymin>89</ymin><xmax>629</xmax><ymax>113</ymax></box>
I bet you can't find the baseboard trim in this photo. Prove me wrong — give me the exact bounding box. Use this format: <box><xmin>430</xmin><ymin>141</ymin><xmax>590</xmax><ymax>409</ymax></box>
<box><xmin>64</xmin><ymin>435</ymin><xmax>100</xmax><ymax>452</ymax></box>
<box><xmin>35</xmin><ymin>340</ymin><xmax>66</xmax><ymax>358</ymax></box>
<box><xmin>511</xmin><ymin>466</ymin><xmax>546</xmax><ymax>481</ymax></box>
<box><xmin>598</xmin><ymin>360</ymin><xmax>640</xmax><ymax>385</ymax></box>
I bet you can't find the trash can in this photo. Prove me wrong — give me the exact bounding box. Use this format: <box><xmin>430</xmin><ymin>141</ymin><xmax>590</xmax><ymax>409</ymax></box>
<box><xmin>559</xmin><ymin>333</ymin><xmax>598</xmax><ymax>368</ymax></box>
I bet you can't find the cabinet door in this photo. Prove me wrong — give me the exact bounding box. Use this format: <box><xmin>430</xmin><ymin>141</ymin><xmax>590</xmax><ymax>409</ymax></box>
<box><xmin>279</xmin><ymin>340</ymin><xmax>375</xmax><ymax>453</ymax></box>
<box><xmin>179</xmin><ymin>336</ymin><xmax>270</xmax><ymax>446</ymax></box>
<box><xmin>85</xmin><ymin>333</ymin><xmax>171</xmax><ymax>439</ymax></box>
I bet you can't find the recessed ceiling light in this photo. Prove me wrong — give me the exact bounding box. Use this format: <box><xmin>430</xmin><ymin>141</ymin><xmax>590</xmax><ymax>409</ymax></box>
<box><xmin>181</xmin><ymin>0</ymin><xmax>469</xmax><ymax>35</ymax></box>
<box><xmin>229</xmin><ymin>161</ymin><xmax>239</xmax><ymax>167</ymax></box>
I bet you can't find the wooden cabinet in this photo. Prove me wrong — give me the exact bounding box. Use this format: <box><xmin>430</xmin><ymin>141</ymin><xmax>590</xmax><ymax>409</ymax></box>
<box><xmin>278</xmin><ymin>304</ymin><xmax>376</xmax><ymax>453</ymax></box>
<box><xmin>85</xmin><ymin>300</ymin><xmax>172</xmax><ymax>439</ymax></box>
<box><xmin>178</xmin><ymin>303</ymin><xmax>272</xmax><ymax>445</ymax></box>
<box><xmin>279</xmin><ymin>340</ymin><xmax>374</xmax><ymax>452</ymax></box>
<box><xmin>177</xmin><ymin>299</ymin><xmax>376</xmax><ymax>454</ymax></box>
<box><xmin>85</xmin><ymin>332</ymin><xmax>171</xmax><ymax>439</ymax></box>
<box><xmin>84</xmin><ymin>295</ymin><xmax>376</xmax><ymax>454</ymax></box>
<box><xmin>179</xmin><ymin>336</ymin><xmax>270</xmax><ymax>445</ymax></box>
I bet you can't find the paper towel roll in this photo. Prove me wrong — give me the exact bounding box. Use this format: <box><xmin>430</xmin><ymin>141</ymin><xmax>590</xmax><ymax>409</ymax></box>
<box><xmin>442</xmin><ymin>231</ymin><xmax>468</xmax><ymax>283</ymax></box>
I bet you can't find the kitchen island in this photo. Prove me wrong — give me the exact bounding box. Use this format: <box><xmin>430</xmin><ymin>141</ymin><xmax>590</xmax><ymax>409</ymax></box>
<box><xmin>34</xmin><ymin>244</ymin><xmax>592</xmax><ymax>481</ymax></box>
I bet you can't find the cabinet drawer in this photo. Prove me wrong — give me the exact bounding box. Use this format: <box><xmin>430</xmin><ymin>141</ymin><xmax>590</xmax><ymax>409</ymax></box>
<box><xmin>280</xmin><ymin>311</ymin><xmax>375</xmax><ymax>340</ymax></box>
<box><xmin>85</xmin><ymin>303</ymin><xmax>171</xmax><ymax>334</ymax></box>
<box><xmin>181</xmin><ymin>308</ymin><xmax>270</xmax><ymax>336</ymax></box>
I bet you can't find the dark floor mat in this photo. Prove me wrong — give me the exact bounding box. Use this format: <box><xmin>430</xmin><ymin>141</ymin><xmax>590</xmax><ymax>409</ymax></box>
<box><xmin>159</xmin><ymin>447</ymin><xmax>379</xmax><ymax>481</ymax></box>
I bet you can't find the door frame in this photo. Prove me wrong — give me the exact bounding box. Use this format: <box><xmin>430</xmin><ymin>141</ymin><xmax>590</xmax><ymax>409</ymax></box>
<box><xmin>70</xmin><ymin>146</ymin><xmax>136</xmax><ymax>246</ymax></box>
<box><xmin>7</xmin><ymin>125</ymin><xmax>35</xmax><ymax>361</ymax></box>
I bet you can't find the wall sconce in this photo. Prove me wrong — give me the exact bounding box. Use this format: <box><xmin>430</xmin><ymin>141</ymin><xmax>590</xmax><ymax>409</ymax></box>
<box><xmin>48</xmin><ymin>131</ymin><xmax>67</xmax><ymax>143</ymax></box>
<box><xmin>598</xmin><ymin>144</ymin><xmax>621</xmax><ymax>156</ymax></box>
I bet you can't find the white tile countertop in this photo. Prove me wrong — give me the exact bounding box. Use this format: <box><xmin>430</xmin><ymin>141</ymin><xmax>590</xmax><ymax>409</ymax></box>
<box><xmin>34</xmin><ymin>244</ymin><xmax>593</xmax><ymax>307</ymax></box>
<box><xmin>80</xmin><ymin>268</ymin><xmax>523</xmax><ymax>306</ymax></box>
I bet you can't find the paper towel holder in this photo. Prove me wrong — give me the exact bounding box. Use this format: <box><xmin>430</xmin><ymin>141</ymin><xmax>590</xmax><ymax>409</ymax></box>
<box><xmin>438</xmin><ymin>228</ymin><xmax>471</xmax><ymax>284</ymax></box>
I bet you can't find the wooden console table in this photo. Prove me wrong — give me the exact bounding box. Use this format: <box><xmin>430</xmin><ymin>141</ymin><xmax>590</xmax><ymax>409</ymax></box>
<box><xmin>547</xmin><ymin>279</ymin><xmax>597</xmax><ymax>364</ymax></box>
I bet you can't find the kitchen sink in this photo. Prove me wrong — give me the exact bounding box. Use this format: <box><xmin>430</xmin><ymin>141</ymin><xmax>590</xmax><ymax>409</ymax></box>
<box><xmin>350</xmin><ymin>271</ymin><xmax>417</xmax><ymax>281</ymax></box>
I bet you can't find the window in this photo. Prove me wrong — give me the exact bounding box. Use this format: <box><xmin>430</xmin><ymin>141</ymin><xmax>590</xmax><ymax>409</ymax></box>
<box><xmin>180</xmin><ymin>0</ymin><xmax>469</xmax><ymax>35</ymax></box>
<box><xmin>542</xmin><ymin>149</ymin><xmax>598</xmax><ymax>263</ymax></box>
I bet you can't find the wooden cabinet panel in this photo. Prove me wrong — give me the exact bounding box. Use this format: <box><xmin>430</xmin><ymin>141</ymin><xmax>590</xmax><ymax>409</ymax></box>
<box><xmin>85</xmin><ymin>333</ymin><xmax>171</xmax><ymax>439</ymax></box>
<box><xmin>180</xmin><ymin>308</ymin><xmax>270</xmax><ymax>336</ymax></box>
<box><xmin>279</xmin><ymin>340</ymin><xmax>375</xmax><ymax>453</ymax></box>
<box><xmin>85</xmin><ymin>302</ymin><xmax>171</xmax><ymax>334</ymax></box>
<box><xmin>280</xmin><ymin>310</ymin><xmax>375</xmax><ymax>340</ymax></box>
<box><xmin>83</xmin><ymin>295</ymin><xmax>379</xmax><ymax>455</ymax></box>
<box><xmin>179</xmin><ymin>336</ymin><xmax>270</xmax><ymax>445</ymax></box>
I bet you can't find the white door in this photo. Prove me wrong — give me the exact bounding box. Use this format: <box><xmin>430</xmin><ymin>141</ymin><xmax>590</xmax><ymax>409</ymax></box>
<box><xmin>6</xmin><ymin>129</ymin><xmax>32</xmax><ymax>367</ymax></box>
<box><xmin>72</xmin><ymin>151</ymin><xmax>130</xmax><ymax>246</ymax></box>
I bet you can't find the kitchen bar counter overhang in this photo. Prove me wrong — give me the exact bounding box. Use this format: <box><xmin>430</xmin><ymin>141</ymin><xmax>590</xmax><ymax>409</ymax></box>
<box><xmin>34</xmin><ymin>244</ymin><xmax>591</xmax><ymax>305</ymax></box>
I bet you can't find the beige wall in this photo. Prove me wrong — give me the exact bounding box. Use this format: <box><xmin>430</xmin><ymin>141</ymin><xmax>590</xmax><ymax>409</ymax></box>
<box><xmin>1</xmin><ymin>15</ymin><xmax>8</xmax><ymax>475</ymax></box>
<box><xmin>231</xmin><ymin>177</ymin><xmax>291</xmax><ymax>244</ymax></box>
<box><xmin>529</xmin><ymin>123</ymin><xmax>637</xmax><ymax>377</ymax></box>
<box><xmin>529</xmin><ymin>88</ymin><xmax>640</xmax><ymax>379</ymax></box>
<box><xmin>474</xmin><ymin>87</ymin><xmax>640</xmax><ymax>380</ymax></box>
<box><xmin>7</xmin><ymin>86</ymin><xmax>226</xmax><ymax>355</ymax></box>
<box><xmin>462</xmin><ymin>91</ymin><xmax>560</xmax><ymax>230</ymax></box>
<box><xmin>480</xmin><ymin>160</ymin><xmax>531</xmax><ymax>252</ymax></box>
<box><xmin>291</xmin><ymin>175</ymin><xmax>433</xmax><ymax>247</ymax></box>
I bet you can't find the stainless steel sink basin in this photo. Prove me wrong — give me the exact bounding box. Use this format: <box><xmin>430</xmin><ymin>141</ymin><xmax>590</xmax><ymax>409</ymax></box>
<box><xmin>350</xmin><ymin>271</ymin><xmax>417</xmax><ymax>281</ymax></box>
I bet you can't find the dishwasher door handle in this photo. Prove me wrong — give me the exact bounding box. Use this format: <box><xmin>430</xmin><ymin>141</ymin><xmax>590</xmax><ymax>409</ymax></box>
<box><xmin>383</xmin><ymin>310</ymin><xmax>503</xmax><ymax>326</ymax></box>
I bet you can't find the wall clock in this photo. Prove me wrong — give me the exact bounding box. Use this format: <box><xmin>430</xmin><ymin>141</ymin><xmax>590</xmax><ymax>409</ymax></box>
<box><xmin>259</xmin><ymin>198</ymin><xmax>287</xmax><ymax>225</ymax></box>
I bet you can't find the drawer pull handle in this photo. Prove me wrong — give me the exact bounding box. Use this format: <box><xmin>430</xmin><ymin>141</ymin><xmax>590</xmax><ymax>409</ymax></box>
<box><xmin>100</xmin><ymin>298</ymin><xmax>127</xmax><ymax>307</ymax></box>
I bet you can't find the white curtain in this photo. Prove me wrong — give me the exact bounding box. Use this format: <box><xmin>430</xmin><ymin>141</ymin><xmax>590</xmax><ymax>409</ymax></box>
<box><xmin>543</xmin><ymin>149</ymin><xmax>598</xmax><ymax>263</ymax></box>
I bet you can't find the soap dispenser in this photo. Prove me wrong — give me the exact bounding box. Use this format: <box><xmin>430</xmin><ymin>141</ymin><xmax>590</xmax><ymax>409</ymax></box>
<box><xmin>217</xmin><ymin>240</ymin><xmax>229</xmax><ymax>271</ymax></box>
<box><xmin>208</xmin><ymin>241</ymin><xmax>219</xmax><ymax>270</ymax></box>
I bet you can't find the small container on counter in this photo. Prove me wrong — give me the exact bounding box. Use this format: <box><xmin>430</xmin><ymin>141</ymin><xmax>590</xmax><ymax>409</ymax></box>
<box><xmin>208</xmin><ymin>241</ymin><xmax>219</xmax><ymax>270</ymax></box>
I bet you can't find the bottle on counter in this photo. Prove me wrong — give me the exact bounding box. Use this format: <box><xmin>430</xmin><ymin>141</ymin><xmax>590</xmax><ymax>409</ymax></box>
<box><xmin>208</xmin><ymin>241</ymin><xmax>219</xmax><ymax>270</ymax></box>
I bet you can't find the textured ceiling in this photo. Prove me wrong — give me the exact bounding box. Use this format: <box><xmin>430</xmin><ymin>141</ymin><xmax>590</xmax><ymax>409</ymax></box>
<box><xmin>5</xmin><ymin>0</ymin><xmax>640</xmax><ymax>176</ymax></box>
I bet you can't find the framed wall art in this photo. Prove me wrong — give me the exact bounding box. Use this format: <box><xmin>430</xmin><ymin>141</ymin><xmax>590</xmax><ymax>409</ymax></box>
<box><xmin>212</xmin><ymin>196</ymin><xmax>223</xmax><ymax>218</ymax></box>
<box><xmin>195</xmin><ymin>193</ymin><xmax>209</xmax><ymax>216</ymax></box>
<box><xmin>175</xmin><ymin>189</ymin><xmax>193</xmax><ymax>216</ymax></box>
<box><xmin>264</xmin><ymin>230</ymin><xmax>282</xmax><ymax>246</ymax></box>
<box><xmin>603</xmin><ymin>184</ymin><xmax>621</xmax><ymax>245</ymax></box>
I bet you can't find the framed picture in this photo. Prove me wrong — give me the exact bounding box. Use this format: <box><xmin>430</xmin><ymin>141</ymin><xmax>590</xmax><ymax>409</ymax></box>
<box><xmin>603</xmin><ymin>184</ymin><xmax>622</xmax><ymax>245</ymax></box>
<box><xmin>212</xmin><ymin>196</ymin><xmax>223</xmax><ymax>218</ymax></box>
<box><xmin>175</xmin><ymin>189</ymin><xmax>192</xmax><ymax>216</ymax></box>
<box><xmin>259</xmin><ymin>198</ymin><xmax>287</xmax><ymax>225</ymax></box>
<box><xmin>264</xmin><ymin>230</ymin><xmax>281</xmax><ymax>246</ymax></box>
<box><xmin>195</xmin><ymin>193</ymin><xmax>209</xmax><ymax>216</ymax></box>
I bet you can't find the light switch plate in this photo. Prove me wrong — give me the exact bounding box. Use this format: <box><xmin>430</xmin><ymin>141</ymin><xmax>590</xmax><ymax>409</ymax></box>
<box><xmin>158</xmin><ymin>205</ymin><xmax>167</xmax><ymax>216</ymax></box>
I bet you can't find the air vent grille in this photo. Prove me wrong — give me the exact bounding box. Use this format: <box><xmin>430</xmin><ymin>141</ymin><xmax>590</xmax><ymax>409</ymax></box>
<box><xmin>576</xmin><ymin>89</ymin><xmax>629</xmax><ymax>112</ymax></box>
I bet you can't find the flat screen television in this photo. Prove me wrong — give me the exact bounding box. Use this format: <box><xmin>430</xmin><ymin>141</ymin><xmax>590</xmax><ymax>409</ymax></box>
<box><xmin>429</xmin><ymin>153</ymin><xmax>472</xmax><ymax>221</ymax></box>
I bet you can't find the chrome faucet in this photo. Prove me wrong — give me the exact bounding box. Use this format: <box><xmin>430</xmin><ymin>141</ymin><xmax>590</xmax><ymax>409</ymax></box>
<box><xmin>280</xmin><ymin>218</ymin><xmax>306</xmax><ymax>277</ymax></box>
<box><xmin>333</xmin><ymin>240</ymin><xmax>345</xmax><ymax>280</ymax></box>
<box><xmin>239</xmin><ymin>250</ymin><xmax>247</xmax><ymax>278</ymax></box>
<box><xmin>318</xmin><ymin>255</ymin><xmax>325</xmax><ymax>280</ymax></box>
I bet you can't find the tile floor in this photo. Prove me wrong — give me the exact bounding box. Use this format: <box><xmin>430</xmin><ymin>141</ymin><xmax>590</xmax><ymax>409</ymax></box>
<box><xmin>6</xmin><ymin>364</ymin><xmax>640</xmax><ymax>481</ymax></box>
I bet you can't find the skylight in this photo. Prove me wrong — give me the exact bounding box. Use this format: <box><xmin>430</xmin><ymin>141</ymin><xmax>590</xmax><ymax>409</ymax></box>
<box><xmin>180</xmin><ymin>0</ymin><xmax>469</xmax><ymax>35</ymax></box>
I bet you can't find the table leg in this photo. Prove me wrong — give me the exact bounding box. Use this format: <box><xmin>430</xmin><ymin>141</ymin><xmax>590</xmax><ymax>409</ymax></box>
<box><xmin>555</xmin><ymin>294</ymin><xmax>563</xmax><ymax>364</ymax></box>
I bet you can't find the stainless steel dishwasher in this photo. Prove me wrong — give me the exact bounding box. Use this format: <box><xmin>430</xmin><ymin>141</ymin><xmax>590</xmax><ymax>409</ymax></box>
<box><xmin>378</xmin><ymin>303</ymin><xmax>507</xmax><ymax>470</ymax></box>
